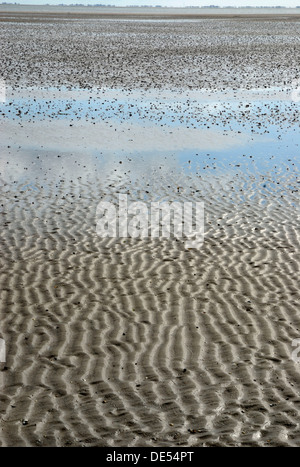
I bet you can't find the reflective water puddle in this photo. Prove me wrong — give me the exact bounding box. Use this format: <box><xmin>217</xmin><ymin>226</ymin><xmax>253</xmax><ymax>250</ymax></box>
<box><xmin>0</xmin><ymin>87</ymin><xmax>299</xmax><ymax>202</ymax></box>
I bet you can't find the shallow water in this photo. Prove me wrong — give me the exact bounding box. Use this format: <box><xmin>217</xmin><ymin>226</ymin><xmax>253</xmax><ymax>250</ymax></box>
<box><xmin>0</xmin><ymin>87</ymin><xmax>299</xmax><ymax>205</ymax></box>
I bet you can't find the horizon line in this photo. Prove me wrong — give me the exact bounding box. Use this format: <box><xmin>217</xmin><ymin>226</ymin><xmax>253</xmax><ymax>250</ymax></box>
<box><xmin>1</xmin><ymin>3</ymin><xmax>300</xmax><ymax>7</ymax></box>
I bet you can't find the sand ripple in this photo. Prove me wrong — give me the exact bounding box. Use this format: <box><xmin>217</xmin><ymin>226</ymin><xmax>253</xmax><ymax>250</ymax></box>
<box><xmin>0</xmin><ymin>169</ymin><xmax>299</xmax><ymax>447</ymax></box>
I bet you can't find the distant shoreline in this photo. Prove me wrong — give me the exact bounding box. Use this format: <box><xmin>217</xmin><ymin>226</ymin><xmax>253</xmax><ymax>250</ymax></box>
<box><xmin>1</xmin><ymin>5</ymin><xmax>300</xmax><ymax>21</ymax></box>
<box><xmin>0</xmin><ymin>4</ymin><xmax>299</xmax><ymax>8</ymax></box>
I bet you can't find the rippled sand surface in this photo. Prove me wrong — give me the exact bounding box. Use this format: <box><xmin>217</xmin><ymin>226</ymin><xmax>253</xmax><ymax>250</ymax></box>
<box><xmin>0</xmin><ymin>10</ymin><xmax>300</xmax><ymax>447</ymax></box>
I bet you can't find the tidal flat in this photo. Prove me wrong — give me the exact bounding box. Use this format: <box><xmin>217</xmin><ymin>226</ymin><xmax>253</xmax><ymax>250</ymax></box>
<box><xmin>0</xmin><ymin>8</ymin><xmax>300</xmax><ymax>447</ymax></box>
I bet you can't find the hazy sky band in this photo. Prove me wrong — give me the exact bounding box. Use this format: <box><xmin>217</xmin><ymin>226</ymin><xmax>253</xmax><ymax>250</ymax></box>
<box><xmin>6</xmin><ymin>1</ymin><xmax>300</xmax><ymax>8</ymax></box>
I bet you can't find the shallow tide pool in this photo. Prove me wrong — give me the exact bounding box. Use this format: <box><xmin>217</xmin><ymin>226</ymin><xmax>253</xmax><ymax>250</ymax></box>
<box><xmin>0</xmin><ymin>86</ymin><xmax>299</xmax><ymax>204</ymax></box>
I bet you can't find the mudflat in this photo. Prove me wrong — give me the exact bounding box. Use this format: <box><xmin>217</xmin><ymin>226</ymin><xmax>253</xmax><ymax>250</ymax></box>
<box><xmin>0</xmin><ymin>8</ymin><xmax>300</xmax><ymax>447</ymax></box>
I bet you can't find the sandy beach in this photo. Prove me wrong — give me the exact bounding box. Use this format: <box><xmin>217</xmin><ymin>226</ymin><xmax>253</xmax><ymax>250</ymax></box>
<box><xmin>0</xmin><ymin>7</ymin><xmax>300</xmax><ymax>447</ymax></box>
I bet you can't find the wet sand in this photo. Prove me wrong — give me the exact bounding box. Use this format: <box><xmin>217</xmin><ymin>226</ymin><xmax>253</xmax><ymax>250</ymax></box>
<box><xmin>0</xmin><ymin>11</ymin><xmax>300</xmax><ymax>447</ymax></box>
<box><xmin>1</xmin><ymin>12</ymin><xmax>300</xmax><ymax>22</ymax></box>
<box><xmin>1</xmin><ymin>13</ymin><xmax>300</xmax><ymax>90</ymax></box>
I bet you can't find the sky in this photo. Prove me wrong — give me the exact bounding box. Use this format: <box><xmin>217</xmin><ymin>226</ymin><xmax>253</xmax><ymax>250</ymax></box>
<box><xmin>5</xmin><ymin>0</ymin><xmax>300</xmax><ymax>7</ymax></box>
